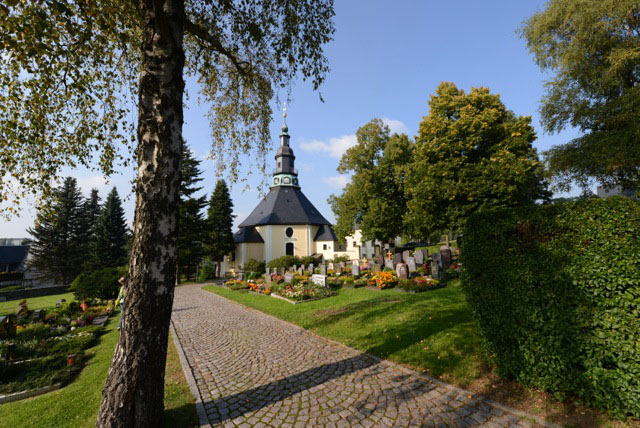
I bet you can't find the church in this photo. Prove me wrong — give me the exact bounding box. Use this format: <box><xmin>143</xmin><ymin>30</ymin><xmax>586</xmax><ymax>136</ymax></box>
<box><xmin>221</xmin><ymin>114</ymin><xmax>360</xmax><ymax>275</ymax></box>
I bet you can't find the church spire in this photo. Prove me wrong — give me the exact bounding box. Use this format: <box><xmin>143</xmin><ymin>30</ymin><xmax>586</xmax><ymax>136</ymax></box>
<box><xmin>272</xmin><ymin>103</ymin><xmax>298</xmax><ymax>188</ymax></box>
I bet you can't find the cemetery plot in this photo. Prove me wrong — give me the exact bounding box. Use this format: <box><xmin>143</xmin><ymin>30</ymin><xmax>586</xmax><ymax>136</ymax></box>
<box><xmin>0</xmin><ymin>298</ymin><xmax>114</xmax><ymax>397</ymax></box>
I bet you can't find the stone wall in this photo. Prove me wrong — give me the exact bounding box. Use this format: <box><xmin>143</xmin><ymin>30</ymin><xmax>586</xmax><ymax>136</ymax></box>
<box><xmin>0</xmin><ymin>285</ymin><xmax>69</xmax><ymax>302</ymax></box>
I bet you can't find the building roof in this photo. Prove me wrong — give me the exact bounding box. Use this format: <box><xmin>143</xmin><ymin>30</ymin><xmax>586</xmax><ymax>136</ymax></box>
<box><xmin>314</xmin><ymin>224</ymin><xmax>338</xmax><ymax>241</ymax></box>
<box><xmin>0</xmin><ymin>245</ymin><xmax>29</xmax><ymax>272</ymax></box>
<box><xmin>233</xmin><ymin>227</ymin><xmax>265</xmax><ymax>243</ymax></box>
<box><xmin>239</xmin><ymin>186</ymin><xmax>331</xmax><ymax>227</ymax></box>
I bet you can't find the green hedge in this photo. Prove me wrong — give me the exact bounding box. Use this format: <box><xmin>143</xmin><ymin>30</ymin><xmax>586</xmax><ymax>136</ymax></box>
<box><xmin>70</xmin><ymin>266</ymin><xmax>128</xmax><ymax>300</ymax></box>
<box><xmin>461</xmin><ymin>197</ymin><xmax>640</xmax><ymax>418</ymax></box>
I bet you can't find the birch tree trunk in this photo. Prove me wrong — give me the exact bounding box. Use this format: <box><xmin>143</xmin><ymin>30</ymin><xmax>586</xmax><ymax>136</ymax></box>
<box><xmin>97</xmin><ymin>0</ymin><xmax>184</xmax><ymax>426</ymax></box>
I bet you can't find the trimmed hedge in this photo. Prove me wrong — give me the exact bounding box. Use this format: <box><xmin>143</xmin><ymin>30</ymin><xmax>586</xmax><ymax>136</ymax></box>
<box><xmin>461</xmin><ymin>197</ymin><xmax>640</xmax><ymax>418</ymax></box>
<box><xmin>70</xmin><ymin>266</ymin><xmax>128</xmax><ymax>300</ymax></box>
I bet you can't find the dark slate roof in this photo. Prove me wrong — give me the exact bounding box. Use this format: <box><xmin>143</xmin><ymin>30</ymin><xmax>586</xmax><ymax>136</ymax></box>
<box><xmin>0</xmin><ymin>246</ymin><xmax>29</xmax><ymax>271</ymax></box>
<box><xmin>314</xmin><ymin>224</ymin><xmax>338</xmax><ymax>241</ymax></box>
<box><xmin>239</xmin><ymin>186</ymin><xmax>331</xmax><ymax>227</ymax></box>
<box><xmin>233</xmin><ymin>227</ymin><xmax>265</xmax><ymax>243</ymax></box>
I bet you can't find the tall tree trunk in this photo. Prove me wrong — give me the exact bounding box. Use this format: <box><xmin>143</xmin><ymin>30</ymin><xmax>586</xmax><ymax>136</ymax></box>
<box><xmin>97</xmin><ymin>0</ymin><xmax>184</xmax><ymax>426</ymax></box>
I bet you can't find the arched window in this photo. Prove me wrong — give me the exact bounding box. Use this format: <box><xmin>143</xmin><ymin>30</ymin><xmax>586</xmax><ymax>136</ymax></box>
<box><xmin>285</xmin><ymin>227</ymin><xmax>294</xmax><ymax>238</ymax></box>
<box><xmin>285</xmin><ymin>242</ymin><xmax>294</xmax><ymax>256</ymax></box>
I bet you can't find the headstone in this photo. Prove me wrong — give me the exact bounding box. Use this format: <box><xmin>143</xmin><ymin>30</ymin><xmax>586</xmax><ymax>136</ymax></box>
<box><xmin>393</xmin><ymin>253</ymin><xmax>402</xmax><ymax>263</ymax></box>
<box><xmin>431</xmin><ymin>259</ymin><xmax>440</xmax><ymax>280</ymax></box>
<box><xmin>0</xmin><ymin>315</ymin><xmax>16</xmax><ymax>339</ymax></box>
<box><xmin>328</xmin><ymin>262</ymin><xmax>334</xmax><ymax>271</ymax></box>
<box><xmin>385</xmin><ymin>259</ymin><xmax>394</xmax><ymax>270</ymax></box>
<box><xmin>308</xmin><ymin>263</ymin><xmax>314</xmax><ymax>273</ymax></box>
<box><xmin>320</xmin><ymin>264</ymin><xmax>327</xmax><ymax>276</ymax></box>
<box><xmin>402</xmin><ymin>250</ymin><xmax>410</xmax><ymax>263</ymax></box>
<box><xmin>432</xmin><ymin>252</ymin><xmax>443</xmax><ymax>268</ymax></box>
<box><xmin>293</xmin><ymin>264</ymin><xmax>297</xmax><ymax>272</ymax></box>
<box><xmin>311</xmin><ymin>274</ymin><xmax>328</xmax><ymax>287</ymax></box>
<box><xmin>396</xmin><ymin>263</ymin><xmax>408</xmax><ymax>280</ymax></box>
<box><xmin>407</xmin><ymin>257</ymin><xmax>417</xmax><ymax>273</ymax></box>
<box><xmin>375</xmin><ymin>254</ymin><xmax>384</xmax><ymax>265</ymax></box>
<box><xmin>284</xmin><ymin>273</ymin><xmax>295</xmax><ymax>284</ymax></box>
<box><xmin>336</xmin><ymin>265</ymin><xmax>343</xmax><ymax>275</ymax></box>
<box><xmin>415</xmin><ymin>250</ymin><xmax>424</xmax><ymax>265</ymax></box>
<box><xmin>372</xmin><ymin>263</ymin><xmax>381</xmax><ymax>274</ymax></box>
<box><xmin>298</xmin><ymin>267</ymin><xmax>304</xmax><ymax>276</ymax></box>
<box><xmin>266</xmin><ymin>267</ymin><xmax>271</xmax><ymax>276</ymax></box>
<box><xmin>92</xmin><ymin>316</ymin><xmax>108</xmax><ymax>327</ymax></box>
<box><xmin>32</xmin><ymin>309</ymin><xmax>45</xmax><ymax>322</ymax></box>
<box><xmin>352</xmin><ymin>259</ymin><xmax>359</xmax><ymax>266</ymax></box>
<box><xmin>340</xmin><ymin>262</ymin><xmax>346</xmax><ymax>268</ymax></box>
<box><xmin>440</xmin><ymin>245</ymin><xmax>452</xmax><ymax>270</ymax></box>
<box><xmin>351</xmin><ymin>264</ymin><xmax>360</xmax><ymax>277</ymax></box>
<box><xmin>265</xmin><ymin>274</ymin><xmax>272</xmax><ymax>286</ymax></box>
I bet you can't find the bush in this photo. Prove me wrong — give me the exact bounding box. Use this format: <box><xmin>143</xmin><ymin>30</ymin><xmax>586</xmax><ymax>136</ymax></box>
<box><xmin>244</xmin><ymin>259</ymin><xmax>266</xmax><ymax>274</ymax></box>
<box><xmin>461</xmin><ymin>197</ymin><xmax>640</xmax><ymax>418</ymax></box>
<box><xmin>70</xmin><ymin>266</ymin><xmax>127</xmax><ymax>300</ymax></box>
<box><xmin>267</xmin><ymin>255</ymin><xmax>300</xmax><ymax>270</ymax></box>
<box><xmin>198</xmin><ymin>259</ymin><xmax>217</xmax><ymax>282</ymax></box>
<box><xmin>332</xmin><ymin>254</ymin><xmax>350</xmax><ymax>263</ymax></box>
<box><xmin>299</xmin><ymin>255</ymin><xmax>321</xmax><ymax>267</ymax></box>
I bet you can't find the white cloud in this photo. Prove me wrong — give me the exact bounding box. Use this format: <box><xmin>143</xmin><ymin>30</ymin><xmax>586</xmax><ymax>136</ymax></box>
<box><xmin>322</xmin><ymin>175</ymin><xmax>349</xmax><ymax>189</ymax></box>
<box><xmin>77</xmin><ymin>175</ymin><xmax>109</xmax><ymax>195</ymax></box>
<box><xmin>382</xmin><ymin>118</ymin><xmax>409</xmax><ymax>135</ymax></box>
<box><xmin>300</xmin><ymin>134</ymin><xmax>358</xmax><ymax>159</ymax></box>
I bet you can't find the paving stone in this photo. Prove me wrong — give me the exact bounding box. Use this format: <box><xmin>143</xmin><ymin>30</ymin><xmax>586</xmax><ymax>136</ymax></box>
<box><xmin>171</xmin><ymin>284</ymin><xmax>553</xmax><ymax>427</ymax></box>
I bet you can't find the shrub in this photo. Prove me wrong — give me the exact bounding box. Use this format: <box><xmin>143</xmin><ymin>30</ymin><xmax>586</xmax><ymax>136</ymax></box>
<box><xmin>299</xmin><ymin>255</ymin><xmax>322</xmax><ymax>266</ymax></box>
<box><xmin>198</xmin><ymin>259</ymin><xmax>217</xmax><ymax>282</ymax></box>
<box><xmin>343</xmin><ymin>277</ymin><xmax>354</xmax><ymax>286</ymax></box>
<box><xmin>70</xmin><ymin>266</ymin><xmax>128</xmax><ymax>300</ymax></box>
<box><xmin>244</xmin><ymin>259</ymin><xmax>266</xmax><ymax>274</ymax></box>
<box><xmin>461</xmin><ymin>197</ymin><xmax>640</xmax><ymax>418</ymax></box>
<box><xmin>353</xmin><ymin>279</ymin><xmax>367</xmax><ymax>288</ymax></box>
<box><xmin>332</xmin><ymin>254</ymin><xmax>350</xmax><ymax>263</ymax></box>
<box><xmin>267</xmin><ymin>255</ymin><xmax>300</xmax><ymax>270</ymax></box>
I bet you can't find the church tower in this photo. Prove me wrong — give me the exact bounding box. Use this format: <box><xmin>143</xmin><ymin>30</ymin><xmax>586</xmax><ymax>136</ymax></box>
<box><xmin>272</xmin><ymin>108</ymin><xmax>300</xmax><ymax>188</ymax></box>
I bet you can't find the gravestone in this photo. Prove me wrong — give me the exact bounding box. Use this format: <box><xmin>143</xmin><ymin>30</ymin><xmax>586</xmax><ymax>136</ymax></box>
<box><xmin>336</xmin><ymin>265</ymin><xmax>343</xmax><ymax>275</ymax></box>
<box><xmin>432</xmin><ymin>252</ymin><xmax>443</xmax><ymax>268</ymax></box>
<box><xmin>385</xmin><ymin>259</ymin><xmax>394</xmax><ymax>270</ymax></box>
<box><xmin>393</xmin><ymin>253</ymin><xmax>402</xmax><ymax>264</ymax></box>
<box><xmin>92</xmin><ymin>316</ymin><xmax>108</xmax><ymax>327</ymax></box>
<box><xmin>265</xmin><ymin>267</ymin><xmax>271</xmax><ymax>276</ymax></box>
<box><xmin>396</xmin><ymin>263</ymin><xmax>409</xmax><ymax>280</ymax></box>
<box><xmin>406</xmin><ymin>257</ymin><xmax>417</xmax><ymax>273</ymax></box>
<box><xmin>320</xmin><ymin>264</ymin><xmax>327</xmax><ymax>276</ymax></box>
<box><xmin>440</xmin><ymin>245</ymin><xmax>452</xmax><ymax>270</ymax></box>
<box><xmin>284</xmin><ymin>273</ymin><xmax>294</xmax><ymax>284</ymax></box>
<box><xmin>265</xmin><ymin>274</ymin><xmax>272</xmax><ymax>286</ymax></box>
<box><xmin>308</xmin><ymin>263</ymin><xmax>314</xmax><ymax>273</ymax></box>
<box><xmin>352</xmin><ymin>259</ymin><xmax>359</xmax><ymax>266</ymax></box>
<box><xmin>372</xmin><ymin>263</ymin><xmax>381</xmax><ymax>274</ymax></box>
<box><xmin>328</xmin><ymin>262</ymin><xmax>334</xmax><ymax>271</ymax></box>
<box><xmin>414</xmin><ymin>250</ymin><xmax>424</xmax><ymax>265</ymax></box>
<box><xmin>431</xmin><ymin>259</ymin><xmax>440</xmax><ymax>280</ymax></box>
<box><xmin>402</xmin><ymin>250</ymin><xmax>410</xmax><ymax>263</ymax></box>
<box><xmin>340</xmin><ymin>262</ymin><xmax>346</xmax><ymax>268</ymax></box>
<box><xmin>298</xmin><ymin>267</ymin><xmax>304</xmax><ymax>276</ymax></box>
<box><xmin>0</xmin><ymin>315</ymin><xmax>16</xmax><ymax>339</ymax></box>
<box><xmin>32</xmin><ymin>309</ymin><xmax>45</xmax><ymax>322</ymax></box>
<box><xmin>293</xmin><ymin>264</ymin><xmax>297</xmax><ymax>272</ymax></box>
<box><xmin>351</xmin><ymin>264</ymin><xmax>360</xmax><ymax>277</ymax></box>
<box><xmin>311</xmin><ymin>274</ymin><xmax>327</xmax><ymax>287</ymax></box>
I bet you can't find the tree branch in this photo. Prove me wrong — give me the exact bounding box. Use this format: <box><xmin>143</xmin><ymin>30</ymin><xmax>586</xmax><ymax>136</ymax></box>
<box><xmin>183</xmin><ymin>18</ymin><xmax>251</xmax><ymax>76</ymax></box>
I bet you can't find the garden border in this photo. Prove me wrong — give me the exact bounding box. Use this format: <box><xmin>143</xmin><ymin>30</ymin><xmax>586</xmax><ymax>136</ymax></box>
<box><xmin>0</xmin><ymin>383</ymin><xmax>62</xmax><ymax>405</ymax></box>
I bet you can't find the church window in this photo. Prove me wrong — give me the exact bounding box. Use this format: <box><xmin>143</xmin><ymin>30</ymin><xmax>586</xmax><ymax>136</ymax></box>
<box><xmin>278</xmin><ymin>161</ymin><xmax>281</xmax><ymax>168</ymax></box>
<box><xmin>285</xmin><ymin>242</ymin><xmax>294</xmax><ymax>256</ymax></box>
<box><xmin>285</xmin><ymin>227</ymin><xmax>293</xmax><ymax>238</ymax></box>
<box><xmin>323</xmin><ymin>244</ymin><xmax>327</xmax><ymax>250</ymax></box>
<box><xmin>231</xmin><ymin>252</ymin><xmax>236</xmax><ymax>262</ymax></box>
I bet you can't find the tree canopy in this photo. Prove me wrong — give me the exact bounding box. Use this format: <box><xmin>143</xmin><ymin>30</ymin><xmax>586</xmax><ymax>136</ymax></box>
<box><xmin>205</xmin><ymin>179</ymin><xmax>235</xmax><ymax>272</ymax></box>
<box><xmin>520</xmin><ymin>0</ymin><xmax>640</xmax><ymax>190</ymax></box>
<box><xmin>92</xmin><ymin>187</ymin><xmax>129</xmax><ymax>269</ymax></box>
<box><xmin>403</xmin><ymin>82</ymin><xmax>549</xmax><ymax>237</ymax></box>
<box><xmin>329</xmin><ymin>119</ymin><xmax>412</xmax><ymax>243</ymax></box>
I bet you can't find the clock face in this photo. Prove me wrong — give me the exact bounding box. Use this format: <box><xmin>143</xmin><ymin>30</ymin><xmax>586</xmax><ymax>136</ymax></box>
<box><xmin>284</xmin><ymin>177</ymin><xmax>291</xmax><ymax>184</ymax></box>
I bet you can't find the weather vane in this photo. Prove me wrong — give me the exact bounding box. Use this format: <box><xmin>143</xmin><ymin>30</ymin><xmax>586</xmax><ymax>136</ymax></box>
<box><xmin>283</xmin><ymin>102</ymin><xmax>288</xmax><ymax>126</ymax></box>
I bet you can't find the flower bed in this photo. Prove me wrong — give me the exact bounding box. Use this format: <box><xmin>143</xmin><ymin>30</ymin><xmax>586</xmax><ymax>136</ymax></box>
<box><xmin>0</xmin><ymin>300</ymin><xmax>110</xmax><ymax>396</ymax></box>
<box><xmin>368</xmin><ymin>272</ymin><xmax>398</xmax><ymax>289</ymax></box>
<box><xmin>225</xmin><ymin>279</ymin><xmax>249</xmax><ymax>291</ymax></box>
<box><xmin>398</xmin><ymin>277</ymin><xmax>441</xmax><ymax>292</ymax></box>
<box><xmin>272</xmin><ymin>282</ymin><xmax>336</xmax><ymax>302</ymax></box>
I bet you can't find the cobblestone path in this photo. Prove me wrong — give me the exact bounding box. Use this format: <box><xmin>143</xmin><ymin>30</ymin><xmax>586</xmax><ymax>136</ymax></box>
<box><xmin>171</xmin><ymin>284</ymin><xmax>553</xmax><ymax>428</ymax></box>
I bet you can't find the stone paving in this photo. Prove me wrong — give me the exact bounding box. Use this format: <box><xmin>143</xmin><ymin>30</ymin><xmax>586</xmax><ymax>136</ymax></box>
<box><xmin>171</xmin><ymin>284</ymin><xmax>553</xmax><ymax>428</ymax></box>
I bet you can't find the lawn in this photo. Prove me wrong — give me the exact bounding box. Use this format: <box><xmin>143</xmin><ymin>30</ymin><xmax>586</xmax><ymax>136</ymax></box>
<box><xmin>0</xmin><ymin>313</ymin><xmax>198</xmax><ymax>428</ymax></box>
<box><xmin>204</xmin><ymin>279</ymin><xmax>488</xmax><ymax>386</ymax></box>
<box><xmin>0</xmin><ymin>292</ymin><xmax>75</xmax><ymax>315</ymax></box>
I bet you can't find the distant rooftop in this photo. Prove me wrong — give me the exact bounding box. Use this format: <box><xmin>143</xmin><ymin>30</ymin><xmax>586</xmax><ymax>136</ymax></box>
<box><xmin>0</xmin><ymin>238</ymin><xmax>28</xmax><ymax>246</ymax></box>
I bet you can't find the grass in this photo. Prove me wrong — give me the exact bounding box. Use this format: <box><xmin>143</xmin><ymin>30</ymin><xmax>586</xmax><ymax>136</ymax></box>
<box><xmin>204</xmin><ymin>279</ymin><xmax>487</xmax><ymax>385</ymax></box>
<box><xmin>0</xmin><ymin>292</ymin><xmax>75</xmax><ymax>315</ymax></box>
<box><xmin>0</xmin><ymin>316</ymin><xmax>198</xmax><ymax>428</ymax></box>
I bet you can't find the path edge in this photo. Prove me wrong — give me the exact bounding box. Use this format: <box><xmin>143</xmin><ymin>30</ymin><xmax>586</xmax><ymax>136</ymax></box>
<box><xmin>170</xmin><ymin>318</ymin><xmax>211</xmax><ymax>428</ymax></box>
<box><xmin>201</xmin><ymin>284</ymin><xmax>559</xmax><ymax>428</ymax></box>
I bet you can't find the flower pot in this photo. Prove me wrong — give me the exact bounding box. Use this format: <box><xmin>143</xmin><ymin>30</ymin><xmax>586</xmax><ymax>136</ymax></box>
<box><xmin>67</xmin><ymin>354</ymin><xmax>76</xmax><ymax>366</ymax></box>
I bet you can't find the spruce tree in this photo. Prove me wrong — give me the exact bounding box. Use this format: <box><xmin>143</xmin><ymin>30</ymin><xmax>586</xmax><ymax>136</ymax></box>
<box><xmin>177</xmin><ymin>141</ymin><xmax>207</xmax><ymax>280</ymax></box>
<box><xmin>27</xmin><ymin>177</ymin><xmax>88</xmax><ymax>284</ymax></box>
<box><xmin>205</xmin><ymin>180</ymin><xmax>235</xmax><ymax>277</ymax></box>
<box><xmin>92</xmin><ymin>187</ymin><xmax>129</xmax><ymax>268</ymax></box>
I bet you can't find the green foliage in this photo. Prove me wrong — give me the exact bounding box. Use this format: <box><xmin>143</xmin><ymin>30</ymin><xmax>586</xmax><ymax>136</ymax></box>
<box><xmin>329</xmin><ymin>119</ymin><xmax>412</xmax><ymax>242</ymax></box>
<box><xmin>91</xmin><ymin>187</ymin><xmax>129</xmax><ymax>269</ymax></box>
<box><xmin>204</xmin><ymin>180</ymin><xmax>235</xmax><ymax>263</ymax></box>
<box><xmin>520</xmin><ymin>0</ymin><xmax>640</xmax><ymax>190</ymax></box>
<box><xmin>331</xmin><ymin>255</ymin><xmax>350</xmax><ymax>263</ymax></box>
<box><xmin>177</xmin><ymin>141</ymin><xmax>207</xmax><ymax>280</ymax></box>
<box><xmin>244</xmin><ymin>259</ymin><xmax>266</xmax><ymax>274</ymax></box>
<box><xmin>461</xmin><ymin>197</ymin><xmax>640</xmax><ymax>418</ymax></box>
<box><xmin>404</xmin><ymin>82</ymin><xmax>550</xmax><ymax>237</ymax></box>
<box><xmin>299</xmin><ymin>255</ymin><xmax>321</xmax><ymax>267</ymax></box>
<box><xmin>26</xmin><ymin>177</ymin><xmax>93</xmax><ymax>284</ymax></box>
<box><xmin>267</xmin><ymin>255</ymin><xmax>300</xmax><ymax>270</ymax></box>
<box><xmin>70</xmin><ymin>266</ymin><xmax>128</xmax><ymax>301</ymax></box>
<box><xmin>197</xmin><ymin>259</ymin><xmax>216</xmax><ymax>282</ymax></box>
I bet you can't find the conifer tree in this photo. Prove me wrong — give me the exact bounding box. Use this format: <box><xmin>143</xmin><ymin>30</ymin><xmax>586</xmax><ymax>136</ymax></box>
<box><xmin>92</xmin><ymin>187</ymin><xmax>129</xmax><ymax>268</ymax></box>
<box><xmin>27</xmin><ymin>177</ymin><xmax>88</xmax><ymax>284</ymax></box>
<box><xmin>177</xmin><ymin>141</ymin><xmax>207</xmax><ymax>280</ymax></box>
<box><xmin>205</xmin><ymin>180</ymin><xmax>235</xmax><ymax>277</ymax></box>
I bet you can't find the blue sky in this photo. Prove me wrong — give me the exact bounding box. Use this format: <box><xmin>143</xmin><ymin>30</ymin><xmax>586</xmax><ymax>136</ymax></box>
<box><xmin>1</xmin><ymin>1</ymin><xmax>582</xmax><ymax>239</ymax></box>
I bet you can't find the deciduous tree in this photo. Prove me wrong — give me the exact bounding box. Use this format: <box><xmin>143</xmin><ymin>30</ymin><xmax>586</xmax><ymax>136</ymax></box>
<box><xmin>520</xmin><ymin>0</ymin><xmax>640</xmax><ymax>190</ymax></box>
<box><xmin>1</xmin><ymin>1</ymin><xmax>334</xmax><ymax>425</ymax></box>
<box><xmin>404</xmin><ymin>82</ymin><xmax>549</xmax><ymax>237</ymax></box>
